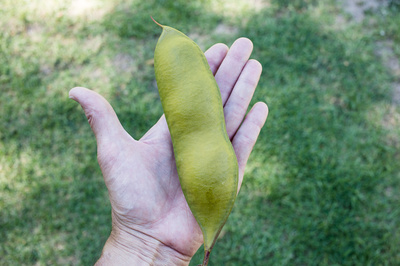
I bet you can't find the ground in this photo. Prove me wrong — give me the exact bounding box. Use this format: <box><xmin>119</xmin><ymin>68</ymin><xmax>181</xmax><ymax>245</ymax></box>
<box><xmin>1</xmin><ymin>0</ymin><xmax>400</xmax><ymax>265</ymax></box>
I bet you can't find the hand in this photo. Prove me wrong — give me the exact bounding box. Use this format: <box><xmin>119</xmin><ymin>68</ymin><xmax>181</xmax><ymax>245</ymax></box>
<box><xmin>69</xmin><ymin>37</ymin><xmax>268</xmax><ymax>265</ymax></box>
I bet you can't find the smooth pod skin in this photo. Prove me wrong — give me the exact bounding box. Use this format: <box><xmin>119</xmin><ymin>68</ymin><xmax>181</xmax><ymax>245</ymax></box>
<box><xmin>153</xmin><ymin>21</ymin><xmax>238</xmax><ymax>264</ymax></box>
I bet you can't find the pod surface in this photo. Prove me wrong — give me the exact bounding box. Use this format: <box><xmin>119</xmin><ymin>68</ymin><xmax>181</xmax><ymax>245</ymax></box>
<box><xmin>154</xmin><ymin>25</ymin><xmax>238</xmax><ymax>252</ymax></box>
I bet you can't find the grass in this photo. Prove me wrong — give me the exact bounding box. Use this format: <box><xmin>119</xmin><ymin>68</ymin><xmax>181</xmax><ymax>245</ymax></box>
<box><xmin>1</xmin><ymin>0</ymin><xmax>400</xmax><ymax>265</ymax></box>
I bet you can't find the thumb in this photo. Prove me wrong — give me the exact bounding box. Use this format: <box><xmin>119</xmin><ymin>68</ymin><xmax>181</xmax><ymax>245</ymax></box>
<box><xmin>69</xmin><ymin>87</ymin><xmax>128</xmax><ymax>145</ymax></box>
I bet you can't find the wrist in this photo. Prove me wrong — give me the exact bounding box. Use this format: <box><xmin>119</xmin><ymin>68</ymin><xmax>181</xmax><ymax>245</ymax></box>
<box><xmin>96</xmin><ymin>223</ymin><xmax>191</xmax><ymax>266</ymax></box>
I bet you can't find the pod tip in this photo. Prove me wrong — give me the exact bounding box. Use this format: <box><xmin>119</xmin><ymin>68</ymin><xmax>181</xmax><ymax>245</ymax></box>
<box><xmin>151</xmin><ymin>16</ymin><xmax>163</xmax><ymax>28</ymax></box>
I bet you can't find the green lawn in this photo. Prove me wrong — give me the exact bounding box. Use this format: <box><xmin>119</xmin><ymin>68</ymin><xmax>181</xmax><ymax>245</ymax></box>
<box><xmin>1</xmin><ymin>0</ymin><xmax>400</xmax><ymax>265</ymax></box>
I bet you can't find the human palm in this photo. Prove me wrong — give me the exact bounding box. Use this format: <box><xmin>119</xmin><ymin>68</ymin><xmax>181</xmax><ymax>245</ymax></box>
<box><xmin>70</xmin><ymin>37</ymin><xmax>268</xmax><ymax>265</ymax></box>
<box><xmin>97</xmin><ymin>118</ymin><xmax>203</xmax><ymax>256</ymax></box>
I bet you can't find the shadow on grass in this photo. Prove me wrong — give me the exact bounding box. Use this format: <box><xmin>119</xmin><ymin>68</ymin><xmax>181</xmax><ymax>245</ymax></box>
<box><xmin>102</xmin><ymin>0</ymin><xmax>220</xmax><ymax>39</ymax></box>
<box><xmin>0</xmin><ymin>85</ymin><xmax>111</xmax><ymax>264</ymax></box>
<box><xmin>1</xmin><ymin>1</ymin><xmax>400</xmax><ymax>265</ymax></box>
<box><xmin>209</xmin><ymin>6</ymin><xmax>400</xmax><ymax>266</ymax></box>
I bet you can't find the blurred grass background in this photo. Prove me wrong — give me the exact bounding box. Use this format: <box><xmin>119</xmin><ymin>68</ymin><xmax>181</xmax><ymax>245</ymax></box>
<box><xmin>1</xmin><ymin>0</ymin><xmax>400</xmax><ymax>265</ymax></box>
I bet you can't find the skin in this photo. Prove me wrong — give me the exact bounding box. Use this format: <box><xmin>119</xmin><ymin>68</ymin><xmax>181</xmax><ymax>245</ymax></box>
<box><xmin>69</xmin><ymin>37</ymin><xmax>268</xmax><ymax>265</ymax></box>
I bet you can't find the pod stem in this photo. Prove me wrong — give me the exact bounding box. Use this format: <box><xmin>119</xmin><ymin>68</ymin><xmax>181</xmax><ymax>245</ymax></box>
<box><xmin>202</xmin><ymin>250</ymin><xmax>211</xmax><ymax>266</ymax></box>
<box><xmin>151</xmin><ymin>16</ymin><xmax>163</xmax><ymax>28</ymax></box>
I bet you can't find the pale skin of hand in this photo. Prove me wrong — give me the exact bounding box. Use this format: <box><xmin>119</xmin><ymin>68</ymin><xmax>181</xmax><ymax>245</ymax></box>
<box><xmin>69</xmin><ymin>37</ymin><xmax>268</xmax><ymax>265</ymax></box>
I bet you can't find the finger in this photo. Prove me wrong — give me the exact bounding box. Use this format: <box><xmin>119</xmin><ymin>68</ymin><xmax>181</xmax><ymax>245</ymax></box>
<box><xmin>232</xmin><ymin>102</ymin><xmax>268</xmax><ymax>192</ymax></box>
<box><xmin>204</xmin><ymin>43</ymin><xmax>229</xmax><ymax>75</ymax></box>
<box><xmin>223</xmin><ymin>59</ymin><xmax>262</xmax><ymax>139</ymax></box>
<box><xmin>214</xmin><ymin>38</ymin><xmax>253</xmax><ymax>105</ymax></box>
<box><xmin>69</xmin><ymin>87</ymin><xmax>129</xmax><ymax>145</ymax></box>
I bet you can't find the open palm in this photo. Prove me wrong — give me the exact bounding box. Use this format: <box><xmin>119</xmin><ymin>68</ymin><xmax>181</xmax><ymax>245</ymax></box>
<box><xmin>70</xmin><ymin>38</ymin><xmax>268</xmax><ymax>265</ymax></box>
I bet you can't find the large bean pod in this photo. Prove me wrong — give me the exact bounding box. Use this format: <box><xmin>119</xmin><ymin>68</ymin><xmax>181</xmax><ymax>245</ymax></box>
<box><xmin>153</xmin><ymin>19</ymin><xmax>238</xmax><ymax>265</ymax></box>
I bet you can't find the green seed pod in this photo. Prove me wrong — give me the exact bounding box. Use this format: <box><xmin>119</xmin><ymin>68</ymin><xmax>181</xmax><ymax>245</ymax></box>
<box><xmin>153</xmin><ymin>18</ymin><xmax>238</xmax><ymax>266</ymax></box>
